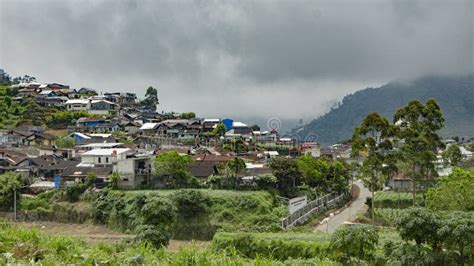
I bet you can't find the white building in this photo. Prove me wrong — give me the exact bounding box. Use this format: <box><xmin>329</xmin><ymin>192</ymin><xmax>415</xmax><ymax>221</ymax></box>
<box><xmin>79</xmin><ymin>148</ymin><xmax>131</xmax><ymax>166</ymax></box>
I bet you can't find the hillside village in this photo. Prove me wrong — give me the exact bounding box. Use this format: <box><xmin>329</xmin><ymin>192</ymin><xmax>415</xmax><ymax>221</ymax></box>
<box><xmin>1</xmin><ymin>78</ymin><xmax>473</xmax><ymax>191</ymax></box>
<box><xmin>0</xmin><ymin>76</ymin><xmax>362</xmax><ymax>190</ymax></box>
<box><xmin>1</xmin><ymin>74</ymin><xmax>473</xmax><ymax>265</ymax></box>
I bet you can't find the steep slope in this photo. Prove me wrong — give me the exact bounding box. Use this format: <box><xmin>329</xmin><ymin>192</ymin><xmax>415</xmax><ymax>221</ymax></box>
<box><xmin>293</xmin><ymin>75</ymin><xmax>474</xmax><ymax>144</ymax></box>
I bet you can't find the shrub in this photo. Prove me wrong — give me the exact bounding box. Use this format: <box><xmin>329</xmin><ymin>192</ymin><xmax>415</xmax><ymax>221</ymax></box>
<box><xmin>329</xmin><ymin>225</ymin><xmax>379</xmax><ymax>263</ymax></box>
<box><xmin>171</xmin><ymin>190</ymin><xmax>211</xmax><ymax>218</ymax></box>
<box><xmin>135</xmin><ymin>224</ymin><xmax>171</xmax><ymax>248</ymax></box>
<box><xmin>64</xmin><ymin>184</ymin><xmax>88</xmax><ymax>202</ymax></box>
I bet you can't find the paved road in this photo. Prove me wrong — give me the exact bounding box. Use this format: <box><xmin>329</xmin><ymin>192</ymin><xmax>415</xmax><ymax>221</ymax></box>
<box><xmin>314</xmin><ymin>181</ymin><xmax>370</xmax><ymax>233</ymax></box>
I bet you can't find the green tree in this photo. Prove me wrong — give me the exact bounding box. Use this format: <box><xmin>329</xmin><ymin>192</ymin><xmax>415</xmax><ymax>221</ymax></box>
<box><xmin>396</xmin><ymin>207</ymin><xmax>442</xmax><ymax>250</ymax></box>
<box><xmin>55</xmin><ymin>136</ymin><xmax>75</xmax><ymax>148</ymax></box>
<box><xmin>327</xmin><ymin>160</ymin><xmax>350</xmax><ymax>193</ymax></box>
<box><xmin>351</xmin><ymin>112</ymin><xmax>395</xmax><ymax>220</ymax></box>
<box><xmin>394</xmin><ymin>99</ymin><xmax>445</xmax><ymax>205</ymax></box>
<box><xmin>154</xmin><ymin>151</ymin><xmax>192</xmax><ymax>188</ymax></box>
<box><xmin>109</xmin><ymin>171</ymin><xmax>120</xmax><ymax>189</ymax></box>
<box><xmin>136</xmin><ymin>196</ymin><xmax>177</xmax><ymax>247</ymax></box>
<box><xmin>468</xmin><ymin>143</ymin><xmax>474</xmax><ymax>152</ymax></box>
<box><xmin>330</xmin><ymin>225</ymin><xmax>379</xmax><ymax>263</ymax></box>
<box><xmin>442</xmin><ymin>144</ymin><xmax>462</xmax><ymax>166</ymax></box>
<box><xmin>269</xmin><ymin>157</ymin><xmax>301</xmax><ymax>197</ymax></box>
<box><xmin>438</xmin><ymin>211</ymin><xmax>474</xmax><ymax>265</ymax></box>
<box><xmin>4</xmin><ymin>96</ymin><xmax>11</xmax><ymax>108</ymax></box>
<box><xmin>141</xmin><ymin>86</ymin><xmax>159</xmax><ymax>111</ymax></box>
<box><xmin>254</xmin><ymin>174</ymin><xmax>277</xmax><ymax>189</ymax></box>
<box><xmin>297</xmin><ymin>154</ymin><xmax>328</xmax><ymax>188</ymax></box>
<box><xmin>212</xmin><ymin>123</ymin><xmax>226</xmax><ymax>137</ymax></box>
<box><xmin>425</xmin><ymin>168</ymin><xmax>474</xmax><ymax>211</ymax></box>
<box><xmin>0</xmin><ymin>172</ymin><xmax>22</xmax><ymax>211</ymax></box>
<box><xmin>215</xmin><ymin>158</ymin><xmax>246</xmax><ymax>189</ymax></box>
<box><xmin>171</xmin><ymin>190</ymin><xmax>210</xmax><ymax>218</ymax></box>
<box><xmin>181</xmin><ymin>112</ymin><xmax>196</xmax><ymax>119</ymax></box>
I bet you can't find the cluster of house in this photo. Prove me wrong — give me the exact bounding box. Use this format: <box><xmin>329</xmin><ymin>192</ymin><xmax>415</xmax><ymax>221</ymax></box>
<box><xmin>0</xmin><ymin>126</ymin><xmax>282</xmax><ymax>189</ymax></box>
<box><xmin>10</xmin><ymin>81</ymin><xmax>138</xmax><ymax>114</ymax></box>
<box><xmin>5</xmin><ymin>82</ymin><xmax>473</xmax><ymax>192</ymax></box>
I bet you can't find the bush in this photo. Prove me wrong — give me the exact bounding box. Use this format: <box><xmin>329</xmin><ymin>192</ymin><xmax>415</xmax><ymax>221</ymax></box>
<box><xmin>64</xmin><ymin>184</ymin><xmax>88</xmax><ymax>202</ymax></box>
<box><xmin>135</xmin><ymin>224</ymin><xmax>171</xmax><ymax>248</ymax></box>
<box><xmin>0</xmin><ymin>172</ymin><xmax>22</xmax><ymax>211</ymax></box>
<box><xmin>171</xmin><ymin>190</ymin><xmax>211</xmax><ymax>218</ymax></box>
<box><xmin>329</xmin><ymin>225</ymin><xmax>379</xmax><ymax>263</ymax></box>
<box><xmin>0</xmin><ymin>223</ymin><xmax>338</xmax><ymax>265</ymax></box>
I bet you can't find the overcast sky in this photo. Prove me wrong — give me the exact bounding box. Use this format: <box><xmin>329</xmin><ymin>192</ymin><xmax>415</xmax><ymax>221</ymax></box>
<box><xmin>1</xmin><ymin>0</ymin><xmax>472</xmax><ymax>127</ymax></box>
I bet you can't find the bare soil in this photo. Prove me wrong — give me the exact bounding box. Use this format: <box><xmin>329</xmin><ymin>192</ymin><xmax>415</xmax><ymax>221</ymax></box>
<box><xmin>14</xmin><ymin>221</ymin><xmax>209</xmax><ymax>251</ymax></box>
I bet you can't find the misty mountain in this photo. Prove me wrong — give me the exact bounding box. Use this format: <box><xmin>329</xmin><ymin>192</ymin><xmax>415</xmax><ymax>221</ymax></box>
<box><xmin>292</xmin><ymin>75</ymin><xmax>474</xmax><ymax>145</ymax></box>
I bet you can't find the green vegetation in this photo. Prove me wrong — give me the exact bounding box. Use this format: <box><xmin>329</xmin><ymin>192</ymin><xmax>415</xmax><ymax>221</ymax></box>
<box><xmin>47</xmin><ymin>110</ymin><xmax>95</xmax><ymax>128</ymax></box>
<box><xmin>92</xmin><ymin>189</ymin><xmax>285</xmax><ymax>241</ymax></box>
<box><xmin>373</xmin><ymin>208</ymin><xmax>403</xmax><ymax>225</ymax></box>
<box><xmin>180</xmin><ymin>112</ymin><xmax>196</xmax><ymax>119</ymax></box>
<box><xmin>442</xmin><ymin>144</ymin><xmax>462</xmax><ymax>166</ymax></box>
<box><xmin>425</xmin><ymin>168</ymin><xmax>474</xmax><ymax>211</ymax></box>
<box><xmin>392</xmin><ymin>207</ymin><xmax>474</xmax><ymax>265</ymax></box>
<box><xmin>55</xmin><ymin>136</ymin><xmax>75</xmax><ymax>148</ymax></box>
<box><xmin>0</xmin><ymin>85</ymin><xmax>25</xmax><ymax>128</ymax></box>
<box><xmin>212</xmin><ymin>232</ymin><xmax>331</xmax><ymax>260</ymax></box>
<box><xmin>373</xmin><ymin>191</ymin><xmax>423</xmax><ymax>209</ymax></box>
<box><xmin>0</xmin><ymin>172</ymin><xmax>22</xmax><ymax>211</ymax></box>
<box><xmin>154</xmin><ymin>151</ymin><xmax>197</xmax><ymax>188</ymax></box>
<box><xmin>329</xmin><ymin>225</ymin><xmax>379</xmax><ymax>263</ymax></box>
<box><xmin>0</xmin><ymin>222</ymin><xmax>338</xmax><ymax>265</ymax></box>
<box><xmin>141</xmin><ymin>86</ymin><xmax>159</xmax><ymax>111</ymax></box>
<box><xmin>297</xmin><ymin>155</ymin><xmax>350</xmax><ymax>195</ymax></box>
<box><xmin>351</xmin><ymin>112</ymin><xmax>397</xmax><ymax>221</ymax></box>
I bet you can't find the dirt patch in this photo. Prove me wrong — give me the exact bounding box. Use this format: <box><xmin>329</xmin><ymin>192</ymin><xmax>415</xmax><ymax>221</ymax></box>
<box><xmin>15</xmin><ymin>221</ymin><xmax>133</xmax><ymax>244</ymax></box>
<box><xmin>13</xmin><ymin>221</ymin><xmax>210</xmax><ymax>250</ymax></box>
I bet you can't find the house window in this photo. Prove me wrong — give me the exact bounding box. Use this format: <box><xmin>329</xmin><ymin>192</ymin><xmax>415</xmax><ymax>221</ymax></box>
<box><xmin>106</xmin><ymin>157</ymin><xmax>109</xmax><ymax>163</ymax></box>
<box><xmin>98</xmin><ymin>157</ymin><xmax>101</xmax><ymax>163</ymax></box>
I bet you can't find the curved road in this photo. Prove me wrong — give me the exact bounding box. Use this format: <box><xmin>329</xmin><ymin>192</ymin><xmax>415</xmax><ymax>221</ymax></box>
<box><xmin>314</xmin><ymin>181</ymin><xmax>370</xmax><ymax>233</ymax></box>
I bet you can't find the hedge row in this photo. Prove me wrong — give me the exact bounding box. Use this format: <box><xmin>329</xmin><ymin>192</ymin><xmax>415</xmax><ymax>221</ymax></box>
<box><xmin>374</xmin><ymin>192</ymin><xmax>423</xmax><ymax>208</ymax></box>
<box><xmin>211</xmin><ymin>232</ymin><xmax>330</xmax><ymax>260</ymax></box>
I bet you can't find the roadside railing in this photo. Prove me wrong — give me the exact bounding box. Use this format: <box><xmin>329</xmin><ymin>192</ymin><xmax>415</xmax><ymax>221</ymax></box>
<box><xmin>280</xmin><ymin>191</ymin><xmax>348</xmax><ymax>229</ymax></box>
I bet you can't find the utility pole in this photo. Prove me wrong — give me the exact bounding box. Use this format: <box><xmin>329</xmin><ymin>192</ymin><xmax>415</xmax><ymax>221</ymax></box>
<box><xmin>13</xmin><ymin>188</ymin><xmax>17</xmax><ymax>221</ymax></box>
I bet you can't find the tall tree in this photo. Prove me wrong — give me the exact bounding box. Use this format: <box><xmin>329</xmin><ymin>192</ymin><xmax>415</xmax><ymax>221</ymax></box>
<box><xmin>141</xmin><ymin>86</ymin><xmax>159</xmax><ymax>111</ymax></box>
<box><xmin>352</xmin><ymin>112</ymin><xmax>395</xmax><ymax>221</ymax></box>
<box><xmin>154</xmin><ymin>151</ymin><xmax>192</xmax><ymax>188</ymax></box>
<box><xmin>442</xmin><ymin>144</ymin><xmax>462</xmax><ymax>166</ymax></box>
<box><xmin>393</xmin><ymin>99</ymin><xmax>444</xmax><ymax>205</ymax></box>
<box><xmin>269</xmin><ymin>157</ymin><xmax>301</xmax><ymax>197</ymax></box>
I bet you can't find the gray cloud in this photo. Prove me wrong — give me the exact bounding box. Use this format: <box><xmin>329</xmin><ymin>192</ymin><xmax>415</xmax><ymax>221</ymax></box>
<box><xmin>1</xmin><ymin>0</ymin><xmax>472</xmax><ymax>126</ymax></box>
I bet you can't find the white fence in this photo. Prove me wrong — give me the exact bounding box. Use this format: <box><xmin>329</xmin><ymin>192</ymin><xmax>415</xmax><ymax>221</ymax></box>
<box><xmin>280</xmin><ymin>191</ymin><xmax>348</xmax><ymax>229</ymax></box>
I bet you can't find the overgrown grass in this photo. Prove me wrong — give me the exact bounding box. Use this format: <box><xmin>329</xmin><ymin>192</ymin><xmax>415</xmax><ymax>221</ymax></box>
<box><xmin>0</xmin><ymin>221</ymin><xmax>338</xmax><ymax>265</ymax></box>
<box><xmin>93</xmin><ymin>189</ymin><xmax>287</xmax><ymax>240</ymax></box>
<box><xmin>212</xmin><ymin>231</ymin><xmax>332</xmax><ymax>260</ymax></box>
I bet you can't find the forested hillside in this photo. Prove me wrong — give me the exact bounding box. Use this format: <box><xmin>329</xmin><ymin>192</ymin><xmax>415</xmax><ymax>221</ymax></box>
<box><xmin>293</xmin><ymin>75</ymin><xmax>474</xmax><ymax>144</ymax></box>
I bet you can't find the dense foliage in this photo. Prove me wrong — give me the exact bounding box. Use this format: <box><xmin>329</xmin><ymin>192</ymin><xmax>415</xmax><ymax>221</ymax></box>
<box><xmin>92</xmin><ymin>189</ymin><xmax>284</xmax><ymax>241</ymax></box>
<box><xmin>212</xmin><ymin>232</ymin><xmax>331</xmax><ymax>260</ymax></box>
<box><xmin>154</xmin><ymin>151</ymin><xmax>194</xmax><ymax>188</ymax></box>
<box><xmin>425</xmin><ymin>168</ymin><xmax>474</xmax><ymax>211</ymax></box>
<box><xmin>329</xmin><ymin>225</ymin><xmax>379</xmax><ymax>263</ymax></box>
<box><xmin>0</xmin><ymin>172</ymin><xmax>22</xmax><ymax>211</ymax></box>
<box><xmin>0</xmin><ymin>222</ymin><xmax>338</xmax><ymax>265</ymax></box>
